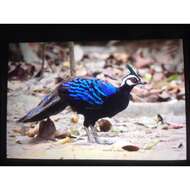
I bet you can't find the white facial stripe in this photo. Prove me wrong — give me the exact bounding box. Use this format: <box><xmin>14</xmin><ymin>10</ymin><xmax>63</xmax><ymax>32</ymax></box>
<box><xmin>126</xmin><ymin>79</ymin><xmax>134</xmax><ymax>86</ymax></box>
<box><xmin>121</xmin><ymin>75</ymin><xmax>139</xmax><ymax>86</ymax></box>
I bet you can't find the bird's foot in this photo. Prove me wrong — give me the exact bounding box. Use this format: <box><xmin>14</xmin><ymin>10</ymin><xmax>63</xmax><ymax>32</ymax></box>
<box><xmin>90</xmin><ymin>125</ymin><xmax>114</xmax><ymax>145</ymax></box>
<box><xmin>94</xmin><ymin>137</ymin><xmax>114</xmax><ymax>145</ymax></box>
<box><xmin>87</xmin><ymin>135</ymin><xmax>97</xmax><ymax>144</ymax></box>
<box><xmin>84</xmin><ymin>126</ymin><xmax>114</xmax><ymax>145</ymax></box>
<box><xmin>84</xmin><ymin>127</ymin><xmax>97</xmax><ymax>144</ymax></box>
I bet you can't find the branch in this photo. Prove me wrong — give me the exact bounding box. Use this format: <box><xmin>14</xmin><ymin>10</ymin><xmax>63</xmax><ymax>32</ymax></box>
<box><xmin>68</xmin><ymin>41</ymin><xmax>75</xmax><ymax>76</ymax></box>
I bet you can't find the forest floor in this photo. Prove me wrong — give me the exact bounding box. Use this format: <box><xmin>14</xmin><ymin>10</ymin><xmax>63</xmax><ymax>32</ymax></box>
<box><xmin>7</xmin><ymin>80</ymin><xmax>186</xmax><ymax>160</ymax></box>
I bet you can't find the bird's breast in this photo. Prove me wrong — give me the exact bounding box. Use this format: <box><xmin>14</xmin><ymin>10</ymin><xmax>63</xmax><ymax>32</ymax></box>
<box><xmin>99</xmin><ymin>92</ymin><xmax>130</xmax><ymax>117</ymax></box>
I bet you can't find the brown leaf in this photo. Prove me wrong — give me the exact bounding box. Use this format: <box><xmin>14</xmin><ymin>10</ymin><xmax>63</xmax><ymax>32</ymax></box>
<box><xmin>38</xmin><ymin>118</ymin><xmax>56</xmax><ymax>139</ymax></box>
<box><xmin>8</xmin><ymin>62</ymin><xmax>36</xmax><ymax>80</ymax></box>
<box><xmin>97</xmin><ymin>119</ymin><xmax>112</xmax><ymax>132</ymax></box>
<box><xmin>122</xmin><ymin>145</ymin><xmax>140</xmax><ymax>151</ymax></box>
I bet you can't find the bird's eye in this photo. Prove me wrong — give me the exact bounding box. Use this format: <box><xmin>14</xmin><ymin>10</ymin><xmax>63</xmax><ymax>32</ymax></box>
<box><xmin>130</xmin><ymin>77</ymin><xmax>138</xmax><ymax>83</ymax></box>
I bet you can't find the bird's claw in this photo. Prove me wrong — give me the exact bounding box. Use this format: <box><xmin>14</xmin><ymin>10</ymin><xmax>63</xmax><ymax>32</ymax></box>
<box><xmin>85</xmin><ymin>126</ymin><xmax>114</xmax><ymax>145</ymax></box>
<box><xmin>94</xmin><ymin>137</ymin><xmax>114</xmax><ymax>145</ymax></box>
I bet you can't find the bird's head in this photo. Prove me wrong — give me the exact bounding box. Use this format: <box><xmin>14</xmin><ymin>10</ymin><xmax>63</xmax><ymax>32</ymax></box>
<box><xmin>121</xmin><ymin>64</ymin><xmax>146</xmax><ymax>88</ymax></box>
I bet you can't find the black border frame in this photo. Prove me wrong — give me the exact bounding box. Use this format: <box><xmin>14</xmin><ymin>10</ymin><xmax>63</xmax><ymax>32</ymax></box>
<box><xmin>0</xmin><ymin>24</ymin><xmax>189</xmax><ymax>166</ymax></box>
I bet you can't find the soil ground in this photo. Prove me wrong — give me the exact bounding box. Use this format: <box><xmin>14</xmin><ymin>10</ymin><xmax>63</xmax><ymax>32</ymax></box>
<box><xmin>7</xmin><ymin>81</ymin><xmax>186</xmax><ymax>160</ymax></box>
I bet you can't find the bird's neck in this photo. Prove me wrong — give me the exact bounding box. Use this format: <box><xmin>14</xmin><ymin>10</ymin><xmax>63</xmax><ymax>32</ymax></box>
<box><xmin>118</xmin><ymin>84</ymin><xmax>133</xmax><ymax>94</ymax></box>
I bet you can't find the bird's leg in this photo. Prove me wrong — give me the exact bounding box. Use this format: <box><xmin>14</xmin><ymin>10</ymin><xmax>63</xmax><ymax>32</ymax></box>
<box><xmin>84</xmin><ymin>127</ymin><xmax>96</xmax><ymax>143</ymax></box>
<box><xmin>90</xmin><ymin>125</ymin><xmax>114</xmax><ymax>145</ymax></box>
<box><xmin>90</xmin><ymin>125</ymin><xmax>99</xmax><ymax>141</ymax></box>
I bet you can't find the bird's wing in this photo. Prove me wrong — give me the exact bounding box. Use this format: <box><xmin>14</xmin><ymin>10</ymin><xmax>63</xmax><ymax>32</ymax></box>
<box><xmin>59</xmin><ymin>77</ymin><xmax>118</xmax><ymax>107</ymax></box>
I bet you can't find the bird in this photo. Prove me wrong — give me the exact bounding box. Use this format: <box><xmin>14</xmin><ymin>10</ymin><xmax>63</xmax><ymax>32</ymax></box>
<box><xmin>18</xmin><ymin>64</ymin><xmax>145</xmax><ymax>144</ymax></box>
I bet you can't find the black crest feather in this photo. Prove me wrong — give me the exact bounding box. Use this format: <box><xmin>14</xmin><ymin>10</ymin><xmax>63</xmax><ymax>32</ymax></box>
<box><xmin>127</xmin><ymin>64</ymin><xmax>138</xmax><ymax>76</ymax></box>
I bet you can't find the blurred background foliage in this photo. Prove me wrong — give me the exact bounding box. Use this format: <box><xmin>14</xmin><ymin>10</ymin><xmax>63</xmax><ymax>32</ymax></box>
<box><xmin>8</xmin><ymin>40</ymin><xmax>185</xmax><ymax>103</ymax></box>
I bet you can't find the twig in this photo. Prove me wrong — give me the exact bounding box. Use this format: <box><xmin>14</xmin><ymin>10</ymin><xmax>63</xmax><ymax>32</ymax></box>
<box><xmin>35</xmin><ymin>42</ymin><xmax>45</xmax><ymax>78</ymax></box>
<box><xmin>41</xmin><ymin>42</ymin><xmax>45</xmax><ymax>75</ymax></box>
<box><xmin>68</xmin><ymin>41</ymin><xmax>75</xmax><ymax>76</ymax></box>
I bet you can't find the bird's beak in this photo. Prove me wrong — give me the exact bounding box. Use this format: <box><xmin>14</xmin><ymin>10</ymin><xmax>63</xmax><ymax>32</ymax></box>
<box><xmin>138</xmin><ymin>81</ymin><xmax>147</xmax><ymax>85</ymax></box>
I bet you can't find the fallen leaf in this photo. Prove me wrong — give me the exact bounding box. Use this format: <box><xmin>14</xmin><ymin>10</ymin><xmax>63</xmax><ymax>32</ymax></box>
<box><xmin>144</xmin><ymin>73</ymin><xmax>152</xmax><ymax>82</ymax></box>
<box><xmin>56</xmin><ymin>137</ymin><xmax>71</xmax><ymax>144</ymax></box>
<box><xmin>38</xmin><ymin>118</ymin><xmax>56</xmax><ymax>139</ymax></box>
<box><xmin>13</xmin><ymin>126</ymin><xmax>30</xmax><ymax>136</ymax></box>
<box><xmin>26</xmin><ymin>126</ymin><xmax>39</xmax><ymax>137</ymax></box>
<box><xmin>122</xmin><ymin>145</ymin><xmax>140</xmax><ymax>151</ymax></box>
<box><xmin>55</xmin><ymin>130</ymin><xmax>71</xmax><ymax>139</ymax></box>
<box><xmin>167</xmin><ymin>122</ymin><xmax>185</xmax><ymax>129</ymax></box>
<box><xmin>143</xmin><ymin>139</ymin><xmax>160</xmax><ymax>150</ymax></box>
<box><xmin>167</xmin><ymin>74</ymin><xmax>179</xmax><ymax>82</ymax></box>
<box><xmin>97</xmin><ymin>119</ymin><xmax>112</xmax><ymax>132</ymax></box>
<box><xmin>71</xmin><ymin>113</ymin><xmax>79</xmax><ymax>123</ymax></box>
<box><xmin>63</xmin><ymin>61</ymin><xmax>70</xmax><ymax>68</ymax></box>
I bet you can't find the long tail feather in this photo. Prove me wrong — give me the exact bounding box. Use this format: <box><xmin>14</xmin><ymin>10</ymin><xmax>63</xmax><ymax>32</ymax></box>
<box><xmin>18</xmin><ymin>93</ymin><xmax>67</xmax><ymax>123</ymax></box>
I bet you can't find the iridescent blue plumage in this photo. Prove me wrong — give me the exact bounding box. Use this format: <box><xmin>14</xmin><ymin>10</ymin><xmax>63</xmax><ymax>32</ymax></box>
<box><xmin>62</xmin><ymin>78</ymin><xmax>118</xmax><ymax>105</ymax></box>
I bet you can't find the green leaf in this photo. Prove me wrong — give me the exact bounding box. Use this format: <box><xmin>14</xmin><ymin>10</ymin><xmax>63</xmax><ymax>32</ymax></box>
<box><xmin>167</xmin><ymin>74</ymin><xmax>179</xmax><ymax>82</ymax></box>
<box><xmin>144</xmin><ymin>73</ymin><xmax>152</xmax><ymax>81</ymax></box>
